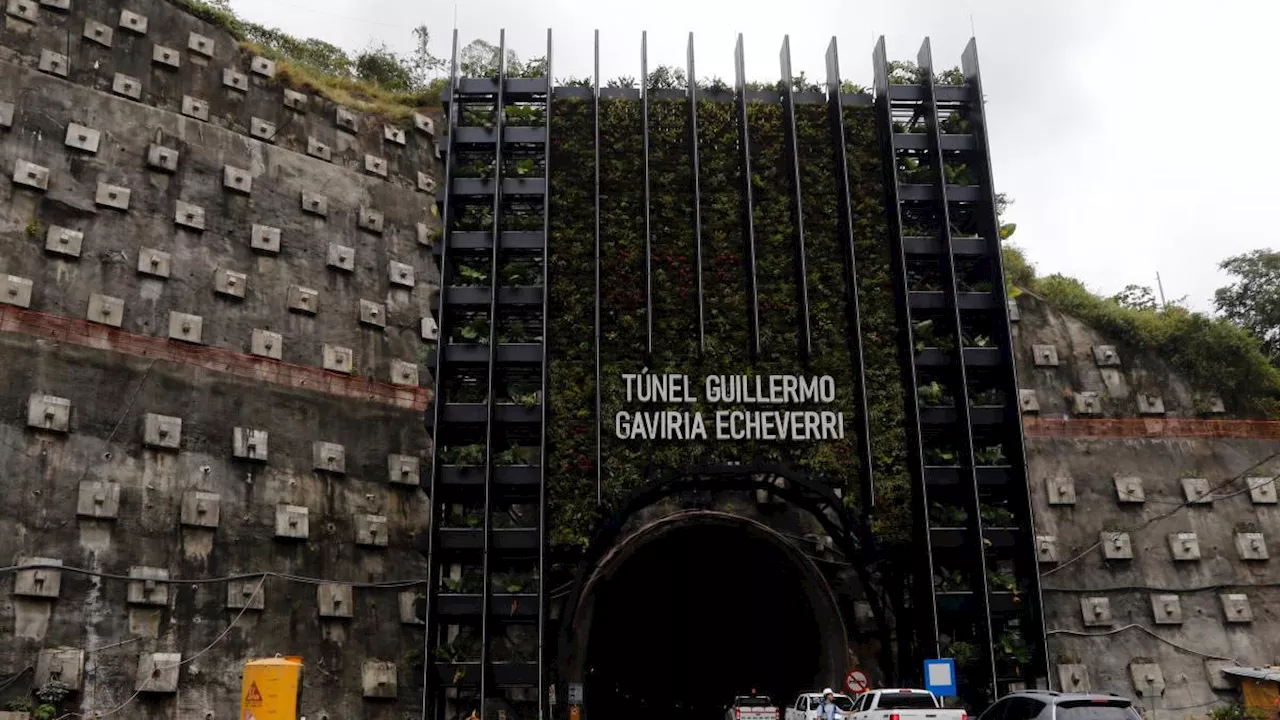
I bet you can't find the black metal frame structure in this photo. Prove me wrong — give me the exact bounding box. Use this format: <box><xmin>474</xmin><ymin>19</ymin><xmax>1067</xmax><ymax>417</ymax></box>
<box><xmin>422</xmin><ymin>29</ymin><xmax>1046</xmax><ymax>719</ymax></box>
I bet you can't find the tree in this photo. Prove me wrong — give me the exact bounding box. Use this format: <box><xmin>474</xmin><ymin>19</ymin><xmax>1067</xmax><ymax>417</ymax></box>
<box><xmin>459</xmin><ymin>39</ymin><xmax>523</xmax><ymax>78</ymax></box>
<box><xmin>409</xmin><ymin>25</ymin><xmax>447</xmax><ymax>85</ymax></box>
<box><xmin>1112</xmin><ymin>284</ymin><xmax>1158</xmax><ymax>311</ymax></box>
<box><xmin>1215</xmin><ymin>249</ymin><xmax>1280</xmax><ymax>362</ymax></box>
<box><xmin>356</xmin><ymin>43</ymin><xmax>412</xmax><ymax>91</ymax></box>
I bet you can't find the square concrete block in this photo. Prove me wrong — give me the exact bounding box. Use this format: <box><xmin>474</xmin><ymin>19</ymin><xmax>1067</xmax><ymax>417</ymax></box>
<box><xmin>95</xmin><ymin>182</ymin><xmax>130</xmax><ymax>210</ymax></box>
<box><xmin>126</xmin><ymin>566</ymin><xmax>169</xmax><ymax>606</ymax></box>
<box><xmin>356</xmin><ymin>514</ymin><xmax>389</xmax><ymax>547</ymax></box>
<box><xmin>275</xmin><ymin>505</ymin><xmax>309</xmax><ymax>539</ymax></box>
<box><xmin>6</xmin><ymin>0</ymin><xmax>37</xmax><ymax>22</ymax></box>
<box><xmin>226</xmin><ymin>578</ymin><xmax>265</xmax><ymax>610</ymax></box>
<box><xmin>1057</xmin><ymin>664</ymin><xmax>1090</xmax><ymax>693</ymax></box>
<box><xmin>390</xmin><ymin>261</ymin><xmax>415</xmax><ymax>288</ymax></box>
<box><xmin>283</xmin><ymin>88</ymin><xmax>307</xmax><ymax>110</ymax></box>
<box><xmin>1073</xmin><ymin>391</ymin><xmax>1101</xmax><ymax>416</ymax></box>
<box><xmin>306</xmin><ymin>136</ymin><xmax>332</xmax><ymax>161</ymax></box>
<box><xmin>1169</xmin><ymin>532</ymin><xmax>1201</xmax><ymax>561</ymax></box>
<box><xmin>233</xmin><ymin>427</ymin><xmax>269</xmax><ymax>461</ymax></box>
<box><xmin>77</xmin><ymin>480</ymin><xmax>120</xmax><ymax>519</ymax></box>
<box><xmin>327</xmin><ymin>243</ymin><xmax>355</xmax><ymax>272</ymax></box>
<box><xmin>1100</xmin><ymin>531</ymin><xmax>1133</xmax><ymax>560</ymax></box>
<box><xmin>1236</xmin><ymin>532</ymin><xmax>1269</xmax><ymax>561</ymax></box>
<box><xmin>250</xmin><ymin>329</ymin><xmax>281</xmax><ymax>361</ymax></box>
<box><xmin>250</xmin><ymin>117</ymin><xmax>276</xmax><ymax>142</ymax></box>
<box><xmin>148</xmin><ymin>144</ymin><xmax>178</xmax><ymax>173</ymax></box>
<box><xmin>1032</xmin><ymin>344</ymin><xmax>1058</xmax><ymax>367</ymax></box>
<box><xmin>113</xmin><ymin>72</ymin><xmax>141</xmax><ymax>99</ymax></box>
<box><xmin>322</xmin><ymin>344</ymin><xmax>353</xmax><ymax>374</ymax></box>
<box><xmin>188</xmin><ymin>31</ymin><xmax>214</xmax><ymax>57</ymax></box>
<box><xmin>1130</xmin><ymin>663</ymin><xmax>1165</xmax><ymax>697</ymax></box>
<box><xmin>65</xmin><ymin>123</ymin><xmax>101</xmax><ymax>153</ymax></box>
<box><xmin>362</xmin><ymin>660</ymin><xmax>397</xmax><ymax>698</ymax></box>
<box><xmin>214</xmin><ymin>268</ymin><xmax>247</xmax><ymax>299</ymax></box>
<box><xmin>384</xmin><ymin>125</ymin><xmax>407</xmax><ymax>145</ymax></box>
<box><xmin>418</xmin><ymin>171</ymin><xmax>436</xmax><ymax>193</ymax></box>
<box><xmin>45</xmin><ymin>225</ymin><xmax>83</xmax><ymax>257</ymax></box>
<box><xmin>174</xmin><ymin>200</ymin><xmax>205</xmax><ymax>231</ymax></box>
<box><xmin>135</xmin><ymin>653</ymin><xmax>180</xmax><ymax>694</ymax></box>
<box><xmin>181</xmin><ymin>95</ymin><xmax>209</xmax><ymax>121</ymax></box>
<box><xmin>365</xmin><ymin>154</ymin><xmax>389</xmax><ymax>177</ymax></box>
<box><xmin>359</xmin><ymin>299</ymin><xmax>386</xmax><ymax>328</ymax></box>
<box><xmin>413</xmin><ymin>112</ymin><xmax>435</xmax><ymax>136</ymax></box>
<box><xmin>1035</xmin><ymin>535</ymin><xmax>1058</xmax><ymax>564</ymax></box>
<box><xmin>287</xmin><ymin>285</ymin><xmax>318</xmax><ymax>314</ymax></box>
<box><xmin>222</xmin><ymin>68</ymin><xmax>248</xmax><ymax>92</ymax></box>
<box><xmin>250</xmin><ymin>55</ymin><xmax>276</xmax><ymax>77</ymax></box>
<box><xmin>1007</xmin><ymin>298</ymin><xmax>1020</xmax><ymax>321</ymax></box>
<box><xmin>143</xmin><ymin>413</ymin><xmax>181</xmax><ymax>449</ymax></box>
<box><xmin>1205</xmin><ymin>660</ymin><xmax>1234</xmax><ymax>691</ymax></box>
<box><xmin>1181</xmin><ymin>477</ymin><xmax>1212</xmax><ymax>504</ymax></box>
<box><xmin>223</xmin><ymin>165</ymin><xmax>252</xmax><ymax>194</ymax></box>
<box><xmin>36</xmin><ymin>648</ymin><xmax>83</xmax><ymax>690</ymax></box>
<box><xmin>390</xmin><ymin>360</ymin><xmax>418</xmax><ymax>386</ymax></box>
<box><xmin>1247</xmin><ymin>477</ymin><xmax>1277</xmax><ymax>504</ymax></box>
<box><xmin>318</xmin><ymin>583</ymin><xmax>353</xmax><ymax>618</ymax></box>
<box><xmin>421</xmin><ymin>316</ymin><xmax>440</xmax><ymax>341</ymax></box>
<box><xmin>180</xmin><ymin>491</ymin><xmax>220</xmax><ymax>528</ymax></box>
<box><xmin>1206</xmin><ymin>396</ymin><xmax>1227</xmax><ymax>414</ymax></box>
<box><xmin>417</xmin><ymin>222</ymin><xmax>435</xmax><ymax>246</ymax></box>
<box><xmin>1137</xmin><ymin>393</ymin><xmax>1165</xmax><ymax>416</ymax></box>
<box><xmin>87</xmin><ymin>293</ymin><xmax>124</xmax><ymax>328</ymax></box>
<box><xmin>14</xmin><ymin>159</ymin><xmax>50</xmax><ymax>191</ymax></box>
<box><xmin>168</xmin><ymin>311</ymin><xmax>203</xmax><ymax>344</ymax></box>
<box><xmin>389</xmin><ymin>454</ymin><xmax>420</xmax><ymax>487</ymax></box>
<box><xmin>1080</xmin><ymin>596</ymin><xmax>1112</xmax><ymax>627</ymax></box>
<box><xmin>399</xmin><ymin>590</ymin><xmax>424</xmax><ymax>625</ymax></box>
<box><xmin>1151</xmin><ymin>594</ymin><xmax>1182</xmax><ymax>625</ymax></box>
<box><xmin>1018</xmin><ymin>389</ymin><xmax>1039</xmax><ymax>414</ymax></box>
<box><xmin>1046</xmin><ymin>476</ymin><xmax>1076</xmax><ymax>506</ymax></box>
<box><xmin>118</xmin><ymin>9</ymin><xmax>147</xmax><ymax>33</ymax></box>
<box><xmin>84</xmin><ymin>19</ymin><xmax>113</xmax><ymax>47</ymax></box>
<box><xmin>27</xmin><ymin>394</ymin><xmax>70</xmax><ymax>433</ymax></box>
<box><xmin>1221</xmin><ymin>593</ymin><xmax>1252</xmax><ymax>623</ymax></box>
<box><xmin>14</xmin><ymin>557</ymin><xmax>62</xmax><ymax>598</ymax></box>
<box><xmin>1114</xmin><ymin>476</ymin><xmax>1145</xmax><ymax>504</ymax></box>
<box><xmin>302</xmin><ymin>191</ymin><xmax>328</xmax><ymax>216</ymax></box>
<box><xmin>39</xmin><ymin>49</ymin><xmax>69</xmax><ymax>77</ymax></box>
<box><xmin>1</xmin><ymin>274</ymin><xmax>32</xmax><ymax>308</ymax></box>
<box><xmin>358</xmin><ymin>206</ymin><xmax>385</xmax><ymax>234</ymax></box>
<box><xmin>40</xmin><ymin>0</ymin><xmax>70</xmax><ymax>10</ymax></box>
<box><xmin>335</xmin><ymin>107</ymin><xmax>357</xmax><ymax>132</ymax></box>
<box><xmin>250</xmin><ymin>224</ymin><xmax>281</xmax><ymax>254</ymax></box>
<box><xmin>1093</xmin><ymin>345</ymin><xmax>1121</xmax><ymax>367</ymax></box>
<box><xmin>152</xmin><ymin>44</ymin><xmax>180</xmax><ymax>69</ymax></box>
<box><xmin>0</xmin><ymin>101</ymin><xmax>13</xmax><ymax>129</ymax></box>
<box><xmin>138</xmin><ymin>247</ymin><xmax>171</xmax><ymax>278</ymax></box>
<box><xmin>313</xmin><ymin>441</ymin><xmax>346</xmax><ymax>474</ymax></box>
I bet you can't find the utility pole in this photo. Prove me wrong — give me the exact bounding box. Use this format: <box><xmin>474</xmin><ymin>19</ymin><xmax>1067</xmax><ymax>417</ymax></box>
<box><xmin>1156</xmin><ymin>272</ymin><xmax>1167</xmax><ymax>309</ymax></box>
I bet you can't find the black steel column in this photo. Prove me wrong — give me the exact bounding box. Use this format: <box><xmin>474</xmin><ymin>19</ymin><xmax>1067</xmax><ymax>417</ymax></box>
<box><xmin>593</xmin><ymin>30</ymin><xmax>603</xmax><ymax>506</ymax></box>
<box><xmin>734</xmin><ymin>34</ymin><xmax>763</xmax><ymax>360</ymax></box>
<box><xmin>779</xmin><ymin>35</ymin><xmax>813</xmax><ymax>359</ymax></box>
<box><xmin>687</xmin><ymin>33</ymin><xmax>707</xmax><ymax>353</ymax></box>
<box><xmin>537</xmin><ymin>27</ymin><xmax>554</xmax><ymax>720</ymax></box>
<box><xmin>641</xmin><ymin>31</ymin><xmax>654</xmax><ymax>359</ymax></box>
<box><xmin>824</xmin><ymin>36</ymin><xmax>877</xmax><ymax>511</ymax></box>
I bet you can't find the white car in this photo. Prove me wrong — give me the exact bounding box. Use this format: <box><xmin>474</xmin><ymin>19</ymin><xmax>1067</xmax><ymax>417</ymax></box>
<box><xmin>786</xmin><ymin>692</ymin><xmax>856</xmax><ymax>720</ymax></box>
<box><xmin>849</xmin><ymin>688</ymin><xmax>967</xmax><ymax>720</ymax></box>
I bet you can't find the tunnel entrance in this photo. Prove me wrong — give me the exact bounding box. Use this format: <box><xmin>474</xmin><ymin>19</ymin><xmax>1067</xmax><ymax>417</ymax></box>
<box><xmin>570</xmin><ymin>511</ymin><xmax>848</xmax><ymax>720</ymax></box>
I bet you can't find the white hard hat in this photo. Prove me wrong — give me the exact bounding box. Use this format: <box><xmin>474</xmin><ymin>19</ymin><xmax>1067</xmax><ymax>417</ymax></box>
<box><xmin>823</xmin><ymin>689</ymin><xmax>834</xmax><ymax>696</ymax></box>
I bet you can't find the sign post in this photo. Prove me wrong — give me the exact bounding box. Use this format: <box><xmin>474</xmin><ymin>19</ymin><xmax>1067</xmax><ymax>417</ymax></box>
<box><xmin>845</xmin><ymin>669</ymin><xmax>869</xmax><ymax>695</ymax></box>
<box><xmin>923</xmin><ymin>659</ymin><xmax>958</xmax><ymax>700</ymax></box>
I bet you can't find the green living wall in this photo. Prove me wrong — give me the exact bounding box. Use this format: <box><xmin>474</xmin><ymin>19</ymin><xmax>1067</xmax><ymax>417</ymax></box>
<box><xmin>546</xmin><ymin>85</ymin><xmax>912</xmax><ymax>555</ymax></box>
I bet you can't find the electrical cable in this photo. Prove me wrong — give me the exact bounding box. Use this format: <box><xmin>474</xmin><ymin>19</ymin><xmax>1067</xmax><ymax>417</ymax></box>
<box><xmin>0</xmin><ymin>563</ymin><xmax>427</xmax><ymax>589</ymax></box>
<box><xmin>1043</xmin><ymin>580</ymin><xmax>1280</xmax><ymax>594</ymax></box>
<box><xmin>1040</xmin><ymin>452</ymin><xmax>1280</xmax><ymax>578</ymax></box>
<box><xmin>0</xmin><ymin>667</ymin><xmax>32</xmax><ymax>692</ymax></box>
<box><xmin>1046</xmin><ymin>624</ymin><xmax>1238</xmax><ymax>663</ymax></box>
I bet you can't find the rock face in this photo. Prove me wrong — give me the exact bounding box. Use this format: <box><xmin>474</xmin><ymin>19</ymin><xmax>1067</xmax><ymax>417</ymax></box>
<box><xmin>0</xmin><ymin>0</ymin><xmax>441</xmax><ymax>717</ymax></box>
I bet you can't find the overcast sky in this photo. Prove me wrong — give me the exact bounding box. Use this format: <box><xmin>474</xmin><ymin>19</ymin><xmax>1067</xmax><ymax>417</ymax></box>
<box><xmin>226</xmin><ymin>0</ymin><xmax>1278</xmax><ymax>312</ymax></box>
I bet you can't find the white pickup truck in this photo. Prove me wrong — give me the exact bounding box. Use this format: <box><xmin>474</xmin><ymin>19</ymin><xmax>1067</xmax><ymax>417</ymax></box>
<box><xmin>849</xmin><ymin>689</ymin><xmax>967</xmax><ymax>720</ymax></box>
<box><xmin>786</xmin><ymin>692</ymin><xmax>855</xmax><ymax>720</ymax></box>
<box><xmin>726</xmin><ymin>694</ymin><xmax>782</xmax><ymax>720</ymax></box>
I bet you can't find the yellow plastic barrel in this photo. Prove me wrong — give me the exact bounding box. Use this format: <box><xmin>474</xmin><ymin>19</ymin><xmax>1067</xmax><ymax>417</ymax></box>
<box><xmin>239</xmin><ymin>656</ymin><xmax>303</xmax><ymax>720</ymax></box>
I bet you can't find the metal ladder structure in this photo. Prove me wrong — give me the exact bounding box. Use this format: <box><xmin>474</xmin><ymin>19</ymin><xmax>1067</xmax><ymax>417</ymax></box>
<box><xmin>423</xmin><ymin>29</ymin><xmax>553</xmax><ymax>720</ymax></box>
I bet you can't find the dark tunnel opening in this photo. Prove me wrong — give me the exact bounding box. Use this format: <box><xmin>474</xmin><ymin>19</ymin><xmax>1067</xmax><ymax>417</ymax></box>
<box><xmin>581</xmin><ymin>517</ymin><xmax>842</xmax><ymax>720</ymax></box>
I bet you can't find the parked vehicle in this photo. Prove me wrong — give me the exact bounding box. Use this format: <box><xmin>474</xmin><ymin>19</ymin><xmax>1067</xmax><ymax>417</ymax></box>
<box><xmin>849</xmin><ymin>688</ymin><xmax>968</xmax><ymax>720</ymax></box>
<box><xmin>726</xmin><ymin>693</ymin><xmax>782</xmax><ymax>720</ymax></box>
<box><xmin>787</xmin><ymin>691</ymin><xmax>856</xmax><ymax>720</ymax></box>
<box><xmin>977</xmin><ymin>691</ymin><xmax>1141</xmax><ymax>720</ymax></box>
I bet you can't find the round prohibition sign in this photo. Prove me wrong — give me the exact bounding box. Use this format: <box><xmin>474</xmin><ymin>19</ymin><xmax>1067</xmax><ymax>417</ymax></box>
<box><xmin>845</xmin><ymin>669</ymin><xmax>869</xmax><ymax>694</ymax></box>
